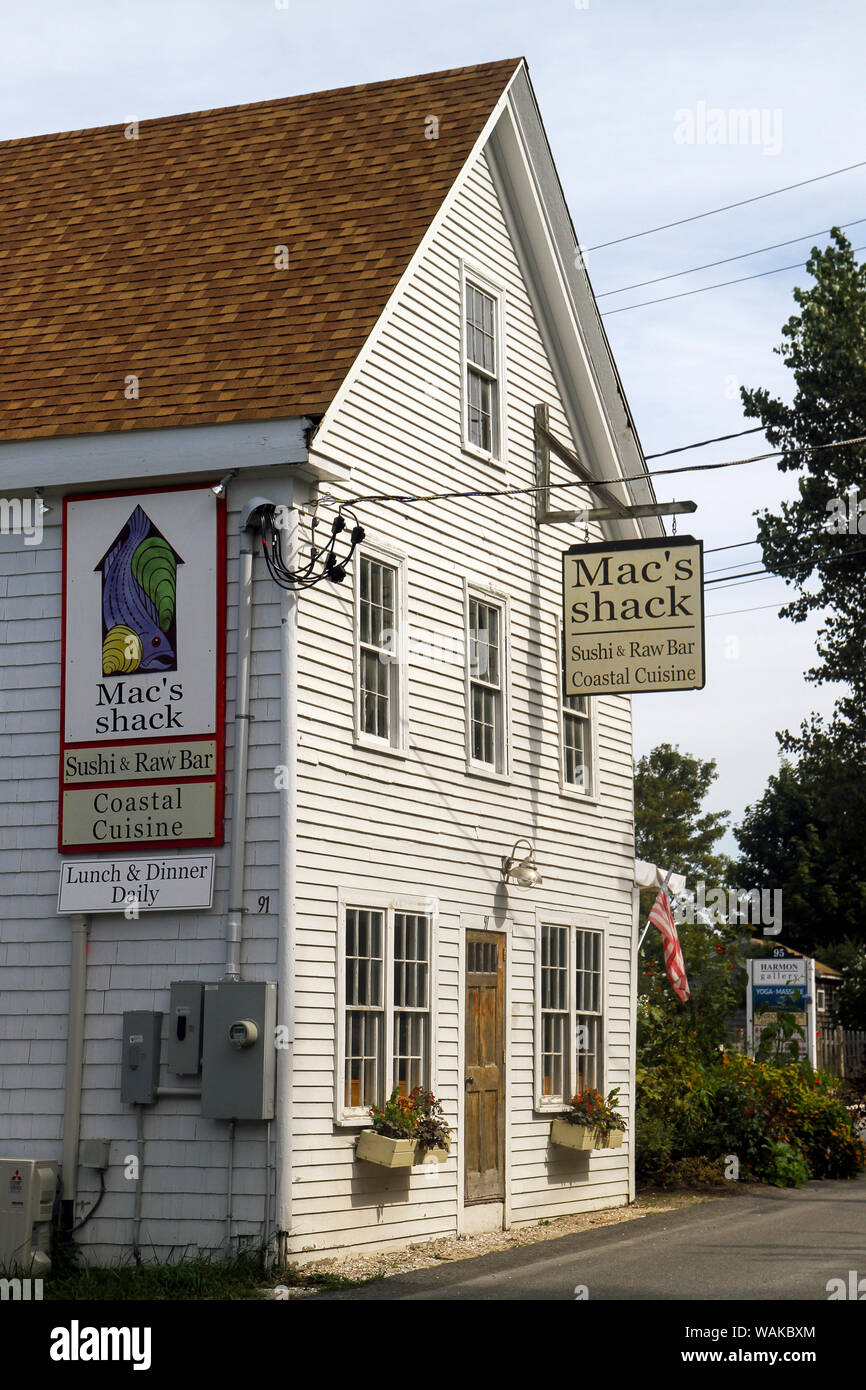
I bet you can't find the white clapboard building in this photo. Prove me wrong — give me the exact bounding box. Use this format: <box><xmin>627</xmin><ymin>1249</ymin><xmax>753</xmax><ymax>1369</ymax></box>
<box><xmin>0</xmin><ymin>58</ymin><xmax>663</xmax><ymax>1264</ymax></box>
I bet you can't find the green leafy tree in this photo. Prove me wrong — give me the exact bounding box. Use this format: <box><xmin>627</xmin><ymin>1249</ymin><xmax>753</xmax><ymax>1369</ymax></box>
<box><xmin>735</xmin><ymin>749</ymin><xmax>866</xmax><ymax>956</ymax></box>
<box><xmin>739</xmin><ymin>228</ymin><xmax>866</xmax><ymax>732</ymax></box>
<box><xmin>635</xmin><ymin>745</ymin><xmax>746</xmax><ymax>1060</ymax></box>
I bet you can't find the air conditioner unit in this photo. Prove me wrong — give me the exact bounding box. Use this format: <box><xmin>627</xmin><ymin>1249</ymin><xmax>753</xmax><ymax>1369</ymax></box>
<box><xmin>0</xmin><ymin>1158</ymin><xmax>58</xmax><ymax>1275</ymax></box>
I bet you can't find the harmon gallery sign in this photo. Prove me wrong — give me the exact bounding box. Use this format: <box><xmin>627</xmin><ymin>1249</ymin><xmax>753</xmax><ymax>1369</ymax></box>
<box><xmin>563</xmin><ymin>536</ymin><xmax>705</xmax><ymax>695</ymax></box>
<box><xmin>59</xmin><ymin>484</ymin><xmax>226</xmax><ymax>852</ymax></box>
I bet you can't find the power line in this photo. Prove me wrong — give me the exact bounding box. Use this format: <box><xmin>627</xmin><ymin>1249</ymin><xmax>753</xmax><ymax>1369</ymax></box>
<box><xmin>705</xmin><ymin>539</ymin><xmax>762</xmax><ymax>554</ymax></box>
<box><xmin>600</xmin><ymin>244</ymin><xmax>866</xmax><ymax>316</ymax></box>
<box><xmin>343</xmin><ymin>434</ymin><xmax>866</xmax><ymax>508</ymax></box>
<box><xmin>706</xmin><ymin>600</ymin><xmax>789</xmax><ymax>619</ymax></box>
<box><xmin>596</xmin><ymin>216</ymin><xmax>866</xmax><ymax>298</ymax></box>
<box><xmin>585</xmin><ymin>158</ymin><xmax>866</xmax><ymax>252</ymax></box>
<box><xmin>645</xmin><ymin>425</ymin><xmax>765</xmax><ymax>460</ymax></box>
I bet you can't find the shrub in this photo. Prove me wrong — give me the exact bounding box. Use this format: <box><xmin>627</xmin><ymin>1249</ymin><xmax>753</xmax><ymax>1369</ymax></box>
<box><xmin>763</xmin><ymin>1141</ymin><xmax>810</xmax><ymax>1188</ymax></box>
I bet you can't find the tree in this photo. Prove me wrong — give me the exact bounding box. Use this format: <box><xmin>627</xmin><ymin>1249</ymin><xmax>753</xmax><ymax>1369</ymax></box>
<box><xmin>739</xmin><ymin>228</ymin><xmax>866</xmax><ymax>736</ymax></box>
<box><xmin>635</xmin><ymin>745</ymin><xmax>745</xmax><ymax>1059</ymax></box>
<box><xmin>634</xmin><ymin>743</ymin><xmax>731</xmax><ymax>892</ymax></box>
<box><xmin>735</xmin><ymin>750</ymin><xmax>866</xmax><ymax>957</ymax></box>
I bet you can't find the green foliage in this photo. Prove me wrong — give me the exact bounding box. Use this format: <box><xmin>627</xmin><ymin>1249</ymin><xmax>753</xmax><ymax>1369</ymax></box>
<box><xmin>638</xmin><ymin>918</ymin><xmax>749</xmax><ymax>1066</ymax></box>
<box><xmin>754</xmin><ymin>1006</ymin><xmax>807</xmax><ymax>1063</ymax></box>
<box><xmin>653</xmin><ymin>1156</ymin><xmax>729</xmax><ymax>1189</ymax></box>
<box><xmin>369</xmin><ymin>1086</ymin><xmax>415</xmax><ymax>1139</ymax></box>
<box><xmin>830</xmin><ymin>945</ymin><xmax>866</xmax><ymax>1030</ymax></box>
<box><xmin>739</xmin><ymin>230</ymin><xmax>866</xmax><ymax>710</ymax></box>
<box><xmin>735</xmin><ymin>229</ymin><xmax>866</xmax><ymax>954</ymax></box>
<box><xmin>637</xmin><ymin>1050</ymin><xmax>866</xmax><ymax>1188</ymax></box>
<box><xmin>763</xmin><ymin>1142</ymin><xmax>810</xmax><ymax>1189</ymax></box>
<box><xmin>407</xmin><ymin>1087</ymin><xmax>451</xmax><ymax>1153</ymax></box>
<box><xmin>45</xmin><ymin>1246</ymin><xmax>271</xmax><ymax>1301</ymax></box>
<box><xmin>735</xmin><ymin>744</ymin><xmax>866</xmax><ymax>955</ymax></box>
<box><xmin>369</xmin><ymin>1086</ymin><xmax>451</xmax><ymax>1152</ymax></box>
<box><xmin>562</xmin><ymin>1087</ymin><xmax>626</xmax><ymax>1134</ymax></box>
<box><xmin>635</xmin><ymin>743</ymin><xmax>733</xmax><ymax>896</ymax></box>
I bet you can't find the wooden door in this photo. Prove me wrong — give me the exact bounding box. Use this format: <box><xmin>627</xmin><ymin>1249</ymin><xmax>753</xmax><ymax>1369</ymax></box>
<box><xmin>464</xmin><ymin>930</ymin><xmax>505</xmax><ymax>1203</ymax></box>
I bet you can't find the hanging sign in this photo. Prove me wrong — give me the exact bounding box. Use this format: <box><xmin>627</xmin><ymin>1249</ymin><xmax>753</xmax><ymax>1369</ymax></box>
<box><xmin>562</xmin><ymin>535</ymin><xmax>705</xmax><ymax>695</ymax></box>
<box><xmin>59</xmin><ymin>484</ymin><xmax>226</xmax><ymax>853</ymax></box>
<box><xmin>57</xmin><ymin>854</ymin><xmax>215</xmax><ymax>914</ymax></box>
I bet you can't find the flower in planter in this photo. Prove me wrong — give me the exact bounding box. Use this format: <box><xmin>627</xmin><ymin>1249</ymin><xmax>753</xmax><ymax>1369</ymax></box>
<box><xmin>561</xmin><ymin>1087</ymin><xmax>627</xmax><ymax>1136</ymax></box>
<box><xmin>368</xmin><ymin>1085</ymin><xmax>451</xmax><ymax>1153</ymax></box>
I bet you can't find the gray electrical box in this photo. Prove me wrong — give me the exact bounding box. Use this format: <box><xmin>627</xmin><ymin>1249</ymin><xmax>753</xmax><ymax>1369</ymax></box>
<box><xmin>168</xmin><ymin>981</ymin><xmax>205</xmax><ymax>1075</ymax></box>
<box><xmin>120</xmin><ymin>1011</ymin><xmax>162</xmax><ymax>1104</ymax></box>
<box><xmin>201</xmin><ymin>981</ymin><xmax>277</xmax><ymax>1120</ymax></box>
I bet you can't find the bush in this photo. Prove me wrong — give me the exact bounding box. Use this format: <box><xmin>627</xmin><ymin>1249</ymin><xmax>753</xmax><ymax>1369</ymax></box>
<box><xmin>636</xmin><ymin>1051</ymin><xmax>866</xmax><ymax>1187</ymax></box>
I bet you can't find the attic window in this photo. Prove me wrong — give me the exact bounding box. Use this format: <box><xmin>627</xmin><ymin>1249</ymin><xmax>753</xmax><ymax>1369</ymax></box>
<box><xmin>462</xmin><ymin>269</ymin><xmax>504</xmax><ymax>460</ymax></box>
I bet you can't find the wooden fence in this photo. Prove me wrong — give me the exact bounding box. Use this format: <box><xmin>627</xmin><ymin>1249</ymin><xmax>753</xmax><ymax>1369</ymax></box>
<box><xmin>817</xmin><ymin>1027</ymin><xmax>866</xmax><ymax>1080</ymax></box>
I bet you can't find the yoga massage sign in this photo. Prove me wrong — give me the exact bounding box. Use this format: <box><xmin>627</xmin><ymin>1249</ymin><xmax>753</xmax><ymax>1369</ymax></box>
<box><xmin>59</xmin><ymin>484</ymin><xmax>226</xmax><ymax>853</ymax></box>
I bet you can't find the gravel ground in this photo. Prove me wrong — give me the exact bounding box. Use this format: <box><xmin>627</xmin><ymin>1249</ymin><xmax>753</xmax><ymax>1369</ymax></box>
<box><xmin>270</xmin><ymin>1188</ymin><xmax>731</xmax><ymax>1296</ymax></box>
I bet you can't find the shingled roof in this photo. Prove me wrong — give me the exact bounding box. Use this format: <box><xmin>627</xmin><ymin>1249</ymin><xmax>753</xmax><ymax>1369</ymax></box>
<box><xmin>0</xmin><ymin>59</ymin><xmax>520</xmax><ymax>442</ymax></box>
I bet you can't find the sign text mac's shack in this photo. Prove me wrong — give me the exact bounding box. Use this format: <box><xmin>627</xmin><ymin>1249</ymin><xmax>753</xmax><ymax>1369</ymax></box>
<box><xmin>59</xmin><ymin>485</ymin><xmax>226</xmax><ymax>852</ymax></box>
<box><xmin>563</xmin><ymin>536</ymin><xmax>705</xmax><ymax>696</ymax></box>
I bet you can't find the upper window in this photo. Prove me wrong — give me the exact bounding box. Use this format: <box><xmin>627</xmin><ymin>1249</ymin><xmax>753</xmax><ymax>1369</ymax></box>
<box><xmin>466</xmin><ymin>590</ymin><xmax>508</xmax><ymax>776</ymax></box>
<box><xmin>561</xmin><ymin>627</ymin><xmax>595</xmax><ymax>796</ymax></box>
<box><xmin>339</xmin><ymin>898</ymin><xmax>434</xmax><ymax>1122</ymax></box>
<box><xmin>538</xmin><ymin>920</ymin><xmax>604</xmax><ymax>1107</ymax></box>
<box><xmin>355</xmin><ymin>549</ymin><xmax>407</xmax><ymax>752</ymax></box>
<box><xmin>461</xmin><ymin>267</ymin><xmax>504</xmax><ymax>461</ymax></box>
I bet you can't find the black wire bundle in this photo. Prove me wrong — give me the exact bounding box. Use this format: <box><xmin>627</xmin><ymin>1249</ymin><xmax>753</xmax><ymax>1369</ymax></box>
<box><xmin>259</xmin><ymin>504</ymin><xmax>365</xmax><ymax>590</ymax></box>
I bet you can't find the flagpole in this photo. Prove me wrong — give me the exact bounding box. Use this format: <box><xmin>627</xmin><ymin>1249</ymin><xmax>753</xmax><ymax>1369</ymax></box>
<box><xmin>637</xmin><ymin>866</ymin><xmax>674</xmax><ymax>952</ymax></box>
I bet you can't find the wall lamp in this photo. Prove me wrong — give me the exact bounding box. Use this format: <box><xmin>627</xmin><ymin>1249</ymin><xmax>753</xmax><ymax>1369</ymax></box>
<box><xmin>502</xmin><ymin>838</ymin><xmax>542</xmax><ymax>889</ymax></box>
<box><xmin>211</xmin><ymin>469</ymin><xmax>238</xmax><ymax>498</ymax></box>
<box><xmin>34</xmin><ymin>487</ymin><xmax>52</xmax><ymax>515</ymax></box>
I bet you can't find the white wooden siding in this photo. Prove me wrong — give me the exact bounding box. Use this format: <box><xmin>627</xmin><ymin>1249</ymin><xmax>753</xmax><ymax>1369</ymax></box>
<box><xmin>291</xmin><ymin>148</ymin><xmax>634</xmax><ymax>1258</ymax></box>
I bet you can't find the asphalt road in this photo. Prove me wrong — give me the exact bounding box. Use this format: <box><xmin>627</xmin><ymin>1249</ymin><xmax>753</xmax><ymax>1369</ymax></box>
<box><xmin>316</xmin><ymin>1177</ymin><xmax>866</xmax><ymax>1300</ymax></box>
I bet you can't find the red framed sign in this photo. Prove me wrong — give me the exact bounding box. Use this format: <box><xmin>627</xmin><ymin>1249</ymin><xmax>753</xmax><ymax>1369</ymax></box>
<box><xmin>59</xmin><ymin>483</ymin><xmax>226</xmax><ymax>854</ymax></box>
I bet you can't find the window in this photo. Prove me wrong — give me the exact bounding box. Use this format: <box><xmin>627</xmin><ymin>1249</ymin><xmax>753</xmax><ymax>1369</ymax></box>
<box><xmin>461</xmin><ymin>267</ymin><xmax>504</xmax><ymax>460</ymax></box>
<box><xmin>355</xmin><ymin>550</ymin><xmax>406</xmax><ymax>751</ymax></box>
<box><xmin>466</xmin><ymin>591</ymin><xmax>508</xmax><ymax>775</ymax></box>
<box><xmin>339</xmin><ymin>898</ymin><xmax>435</xmax><ymax>1122</ymax></box>
<box><xmin>537</xmin><ymin>920</ymin><xmax>605</xmax><ymax>1106</ymax></box>
<box><xmin>816</xmin><ymin>987</ymin><xmax>827</xmax><ymax>1013</ymax></box>
<box><xmin>561</xmin><ymin>625</ymin><xmax>594</xmax><ymax>795</ymax></box>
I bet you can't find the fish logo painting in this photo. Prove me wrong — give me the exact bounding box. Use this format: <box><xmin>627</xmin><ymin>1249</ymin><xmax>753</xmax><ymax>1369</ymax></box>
<box><xmin>95</xmin><ymin>506</ymin><xmax>183</xmax><ymax>674</ymax></box>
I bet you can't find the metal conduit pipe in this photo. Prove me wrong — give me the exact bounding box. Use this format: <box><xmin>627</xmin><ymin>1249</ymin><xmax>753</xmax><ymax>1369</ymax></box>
<box><xmin>224</xmin><ymin>527</ymin><xmax>255</xmax><ymax>982</ymax></box>
<box><xmin>60</xmin><ymin>913</ymin><xmax>90</xmax><ymax>1232</ymax></box>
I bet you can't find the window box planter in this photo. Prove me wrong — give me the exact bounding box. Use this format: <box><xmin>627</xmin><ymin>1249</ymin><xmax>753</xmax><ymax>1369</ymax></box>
<box><xmin>416</xmin><ymin>1145</ymin><xmax>449</xmax><ymax>1164</ymax></box>
<box><xmin>550</xmin><ymin>1118</ymin><xmax>624</xmax><ymax>1151</ymax></box>
<box><xmin>356</xmin><ymin>1130</ymin><xmax>417</xmax><ymax>1168</ymax></box>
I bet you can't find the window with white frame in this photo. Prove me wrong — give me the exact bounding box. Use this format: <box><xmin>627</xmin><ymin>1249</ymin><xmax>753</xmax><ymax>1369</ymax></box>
<box><xmin>356</xmin><ymin>551</ymin><xmax>404</xmax><ymax>749</ymax></box>
<box><xmin>561</xmin><ymin>626</ymin><xmax>594</xmax><ymax>794</ymax></box>
<box><xmin>467</xmin><ymin>592</ymin><xmax>507</xmax><ymax>773</ymax></box>
<box><xmin>341</xmin><ymin>902</ymin><xmax>433</xmax><ymax>1119</ymax></box>
<box><xmin>538</xmin><ymin>922</ymin><xmax>604</xmax><ymax>1104</ymax></box>
<box><xmin>463</xmin><ymin>274</ymin><xmax>502</xmax><ymax>458</ymax></box>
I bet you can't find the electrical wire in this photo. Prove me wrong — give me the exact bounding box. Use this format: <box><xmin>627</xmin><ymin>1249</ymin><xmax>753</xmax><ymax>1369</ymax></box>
<box><xmin>600</xmin><ymin>243</ymin><xmax>866</xmax><ymax>315</ymax></box>
<box><xmin>705</xmin><ymin>539</ymin><xmax>763</xmax><ymax>556</ymax></box>
<box><xmin>343</xmin><ymin>434</ymin><xmax>866</xmax><ymax>509</ymax></box>
<box><xmin>258</xmin><ymin>503</ymin><xmax>365</xmax><ymax>590</ymax></box>
<box><xmin>706</xmin><ymin>600</ymin><xmax>790</xmax><ymax>619</ymax></box>
<box><xmin>585</xmin><ymin>158</ymin><xmax>866</xmax><ymax>252</ymax></box>
<box><xmin>645</xmin><ymin>425</ymin><xmax>765</xmax><ymax>460</ymax></box>
<box><xmin>596</xmin><ymin>216</ymin><xmax>866</xmax><ymax>298</ymax></box>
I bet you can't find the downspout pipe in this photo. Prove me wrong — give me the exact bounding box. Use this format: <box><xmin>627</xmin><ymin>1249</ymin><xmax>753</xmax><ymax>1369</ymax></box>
<box><xmin>60</xmin><ymin>913</ymin><xmax>90</xmax><ymax>1233</ymax></box>
<box><xmin>224</xmin><ymin>524</ymin><xmax>256</xmax><ymax>981</ymax></box>
<box><xmin>275</xmin><ymin>505</ymin><xmax>299</xmax><ymax>1264</ymax></box>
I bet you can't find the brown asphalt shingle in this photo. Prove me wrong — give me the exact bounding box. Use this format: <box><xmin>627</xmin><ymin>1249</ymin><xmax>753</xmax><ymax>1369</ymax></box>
<box><xmin>0</xmin><ymin>59</ymin><xmax>520</xmax><ymax>442</ymax></box>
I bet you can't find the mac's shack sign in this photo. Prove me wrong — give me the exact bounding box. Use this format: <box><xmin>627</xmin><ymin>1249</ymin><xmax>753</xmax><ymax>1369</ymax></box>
<box><xmin>59</xmin><ymin>485</ymin><xmax>226</xmax><ymax>852</ymax></box>
<box><xmin>563</xmin><ymin>536</ymin><xmax>705</xmax><ymax>695</ymax></box>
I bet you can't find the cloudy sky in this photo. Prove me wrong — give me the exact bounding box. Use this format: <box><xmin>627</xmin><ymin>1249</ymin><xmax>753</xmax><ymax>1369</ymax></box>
<box><xmin>4</xmin><ymin>0</ymin><xmax>863</xmax><ymax>849</ymax></box>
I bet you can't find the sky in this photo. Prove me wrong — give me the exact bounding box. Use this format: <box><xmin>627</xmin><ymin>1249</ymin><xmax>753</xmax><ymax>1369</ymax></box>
<box><xmin>3</xmin><ymin>0</ymin><xmax>863</xmax><ymax>852</ymax></box>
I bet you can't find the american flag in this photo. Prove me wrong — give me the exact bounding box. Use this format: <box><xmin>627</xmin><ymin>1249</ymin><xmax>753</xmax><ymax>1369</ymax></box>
<box><xmin>648</xmin><ymin>888</ymin><xmax>691</xmax><ymax>1003</ymax></box>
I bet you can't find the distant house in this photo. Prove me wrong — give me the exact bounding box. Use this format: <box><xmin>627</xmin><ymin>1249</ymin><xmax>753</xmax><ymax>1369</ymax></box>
<box><xmin>0</xmin><ymin>60</ymin><xmax>662</xmax><ymax>1264</ymax></box>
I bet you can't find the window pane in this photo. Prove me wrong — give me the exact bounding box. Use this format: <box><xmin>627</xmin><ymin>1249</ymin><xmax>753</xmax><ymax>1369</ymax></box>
<box><xmin>393</xmin><ymin>1012</ymin><xmax>428</xmax><ymax>1096</ymax></box>
<box><xmin>576</xmin><ymin>1014</ymin><xmax>600</xmax><ymax>1092</ymax></box>
<box><xmin>541</xmin><ymin>1012</ymin><xmax>567</xmax><ymax>1098</ymax></box>
<box><xmin>575</xmin><ymin>929</ymin><xmax>601</xmax><ymax>1013</ymax></box>
<box><xmin>468</xmin><ymin>368</ymin><xmax>493</xmax><ymax>452</ymax></box>
<box><xmin>345</xmin><ymin>1010</ymin><xmax>382</xmax><ymax>1109</ymax></box>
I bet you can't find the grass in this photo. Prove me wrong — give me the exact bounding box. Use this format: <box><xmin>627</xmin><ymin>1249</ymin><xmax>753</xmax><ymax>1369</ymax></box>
<box><xmin>39</xmin><ymin>1235</ymin><xmax>383</xmax><ymax>1300</ymax></box>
